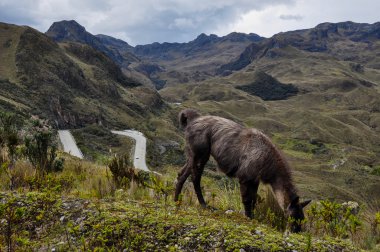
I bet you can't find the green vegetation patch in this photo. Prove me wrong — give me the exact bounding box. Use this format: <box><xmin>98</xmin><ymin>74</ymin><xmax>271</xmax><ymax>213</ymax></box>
<box><xmin>236</xmin><ymin>71</ymin><xmax>298</xmax><ymax>101</ymax></box>
<box><xmin>0</xmin><ymin>192</ymin><xmax>358</xmax><ymax>252</ymax></box>
<box><xmin>272</xmin><ymin>134</ymin><xmax>330</xmax><ymax>159</ymax></box>
<box><xmin>71</xmin><ymin>124</ymin><xmax>133</xmax><ymax>163</ymax></box>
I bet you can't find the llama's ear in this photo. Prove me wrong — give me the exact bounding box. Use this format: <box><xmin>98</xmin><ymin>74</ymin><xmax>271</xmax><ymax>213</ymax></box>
<box><xmin>291</xmin><ymin>196</ymin><xmax>299</xmax><ymax>205</ymax></box>
<box><xmin>179</xmin><ymin>113</ymin><xmax>187</xmax><ymax>128</ymax></box>
<box><xmin>300</xmin><ymin>200</ymin><xmax>312</xmax><ymax>208</ymax></box>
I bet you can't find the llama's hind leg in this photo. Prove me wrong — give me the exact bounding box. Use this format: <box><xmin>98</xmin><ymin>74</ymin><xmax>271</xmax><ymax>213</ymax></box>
<box><xmin>191</xmin><ymin>153</ymin><xmax>210</xmax><ymax>207</ymax></box>
<box><xmin>174</xmin><ymin>161</ymin><xmax>191</xmax><ymax>202</ymax></box>
<box><xmin>240</xmin><ymin>180</ymin><xmax>259</xmax><ymax>218</ymax></box>
<box><xmin>174</xmin><ymin>146</ymin><xmax>193</xmax><ymax>202</ymax></box>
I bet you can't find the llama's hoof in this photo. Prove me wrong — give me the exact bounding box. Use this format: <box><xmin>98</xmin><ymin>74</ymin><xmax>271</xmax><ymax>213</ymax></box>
<box><xmin>206</xmin><ymin>205</ymin><xmax>218</xmax><ymax>211</ymax></box>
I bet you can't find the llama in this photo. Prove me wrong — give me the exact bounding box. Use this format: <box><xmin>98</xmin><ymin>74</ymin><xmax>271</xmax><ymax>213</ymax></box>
<box><xmin>174</xmin><ymin>109</ymin><xmax>311</xmax><ymax>232</ymax></box>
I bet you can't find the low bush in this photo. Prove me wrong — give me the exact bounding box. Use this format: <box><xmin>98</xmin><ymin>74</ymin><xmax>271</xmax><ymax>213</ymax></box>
<box><xmin>24</xmin><ymin>118</ymin><xmax>64</xmax><ymax>175</ymax></box>
<box><xmin>306</xmin><ymin>200</ymin><xmax>362</xmax><ymax>241</ymax></box>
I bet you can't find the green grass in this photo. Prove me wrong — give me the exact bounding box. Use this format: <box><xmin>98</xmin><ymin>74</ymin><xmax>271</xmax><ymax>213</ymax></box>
<box><xmin>0</xmin><ymin>191</ymin><xmax>358</xmax><ymax>251</ymax></box>
<box><xmin>0</xmin><ymin>157</ymin><xmax>362</xmax><ymax>251</ymax></box>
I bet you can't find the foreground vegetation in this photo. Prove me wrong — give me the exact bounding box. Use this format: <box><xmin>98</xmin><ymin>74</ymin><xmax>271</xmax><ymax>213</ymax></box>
<box><xmin>0</xmin><ymin>190</ymin><xmax>361</xmax><ymax>252</ymax></box>
<box><xmin>1</xmin><ymin>156</ymin><xmax>379</xmax><ymax>251</ymax></box>
<box><xmin>0</xmin><ymin>112</ymin><xmax>379</xmax><ymax>251</ymax></box>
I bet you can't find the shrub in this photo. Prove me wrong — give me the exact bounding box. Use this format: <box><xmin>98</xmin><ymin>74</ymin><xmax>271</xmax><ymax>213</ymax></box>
<box><xmin>0</xmin><ymin>112</ymin><xmax>21</xmax><ymax>164</ymax></box>
<box><xmin>24</xmin><ymin>117</ymin><xmax>63</xmax><ymax>175</ymax></box>
<box><xmin>370</xmin><ymin>166</ymin><xmax>380</xmax><ymax>176</ymax></box>
<box><xmin>0</xmin><ymin>112</ymin><xmax>23</xmax><ymax>190</ymax></box>
<box><xmin>108</xmin><ymin>154</ymin><xmax>150</xmax><ymax>188</ymax></box>
<box><xmin>108</xmin><ymin>154</ymin><xmax>135</xmax><ymax>188</ymax></box>
<box><xmin>0</xmin><ymin>192</ymin><xmax>61</xmax><ymax>252</ymax></box>
<box><xmin>306</xmin><ymin>200</ymin><xmax>362</xmax><ymax>241</ymax></box>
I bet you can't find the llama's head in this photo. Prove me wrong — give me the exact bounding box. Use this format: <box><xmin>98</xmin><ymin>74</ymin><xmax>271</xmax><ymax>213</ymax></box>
<box><xmin>287</xmin><ymin>196</ymin><xmax>311</xmax><ymax>232</ymax></box>
<box><xmin>178</xmin><ymin>109</ymin><xmax>200</xmax><ymax>129</ymax></box>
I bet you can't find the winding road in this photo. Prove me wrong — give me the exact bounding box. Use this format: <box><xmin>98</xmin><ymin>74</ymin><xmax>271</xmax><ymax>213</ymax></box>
<box><xmin>111</xmin><ymin>130</ymin><xmax>149</xmax><ymax>172</ymax></box>
<box><xmin>58</xmin><ymin>129</ymin><xmax>150</xmax><ymax>172</ymax></box>
<box><xmin>58</xmin><ymin>130</ymin><xmax>84</xmax><ymax>159</ymax></box>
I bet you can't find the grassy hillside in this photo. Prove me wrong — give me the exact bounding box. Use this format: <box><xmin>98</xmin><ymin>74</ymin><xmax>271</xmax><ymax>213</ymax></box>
<box><xmin>160</xmin><ymin>65</ymin><xmax>380</xmax><ymax>210</ymax></box>
<box><xmin>0</xmin><ymin>23</ymin><xmax>168</xmax><ymax>128</ymax></box>
<box><xmin>0</xmin><ymin>22</ymin><xmax>186</xmax><ymax>174</ymax></box>
<box><xmin>0</xmin><ymin>154</ymin><xmax>367</xmax><ymax>251</ymax></box>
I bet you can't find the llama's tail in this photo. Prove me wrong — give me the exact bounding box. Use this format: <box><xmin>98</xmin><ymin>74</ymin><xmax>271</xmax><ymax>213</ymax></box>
<box><xmin>178</xmin><ymin>109</ymin><xmax>200</xmax><ymax>128</ymax></box>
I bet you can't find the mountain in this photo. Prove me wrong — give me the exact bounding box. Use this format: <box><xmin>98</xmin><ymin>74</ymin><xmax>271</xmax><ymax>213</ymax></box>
<box><xmin>45</xmin><ymin>20</ymin><xmax>265</xmax><ymax>89</ymax></box>
<box><xmin>220</xmin><ymin>21</ymin><xmax>380</xmax><ymax>74</ymax></box>
<box><xmin>133</xmin><ymin>32</ymin><xmax>264</xmax><ymax>88</ymax></box>
<box><xmin>0</xmin><ymin>22</ymin><xmax>164</xmax><ymax>129</ymax></box>
<box><xmin>134</xmin><ymin>32</ymin><xmax>263</xmax><ymax>59</ymax></box>
<box><xmin>46</xmin><ymin>20</ymin><xmax>126</xmax><ymax>66</ymax></box>
<box><xmin>46</xmin><ymin>20</ymin><xmax>160</xmax><ymax>88</ymax></box>
<box><xmin>95</xmin><ymin>34</ymin><xmax>139</xmax><ymax>65</ymax></box>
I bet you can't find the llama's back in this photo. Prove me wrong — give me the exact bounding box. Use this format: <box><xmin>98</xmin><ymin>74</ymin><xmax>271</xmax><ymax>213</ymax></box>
<box><xmin>236</xmin><ymin>129</ymin><xmax>291</xmax><ymax>183</ymax></box>
<box><xmin>185</xmin><ymin>114</ymin><xmax>291</xmax><ymax>182</ymax></box>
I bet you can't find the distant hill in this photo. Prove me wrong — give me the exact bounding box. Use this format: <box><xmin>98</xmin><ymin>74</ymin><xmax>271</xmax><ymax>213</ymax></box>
<box><xmin>220</xmin><ymin>21</ymin><xmax>380</xmax><ymax>73</ymax></box>
<box><xmin>133</xmin><ymin>32</ymin><xmax>264</xmax><ymax>88</ymax></box>
<box><xmin>46</xmin><ymin>20</ymin><xmax>126</xmax><ymax>66</ymax></box>
<box><xmin>45</xmin><ymin>20</ymin><xmax>264</xmax><ymax>90</ymax></box>
<box><xmin>95</xmin><ymin>34</ymin><xmax>140</xmax><ymax>65</ymax></box>
<box><xmin>134</xmin><ymin>32</ymin><xmax>263</xmax><ymax>59</ymax></box>
<box><xmin>0</xmin><ymin>22</ymin><xmax>164</xmax><ymax>129</ymax></box>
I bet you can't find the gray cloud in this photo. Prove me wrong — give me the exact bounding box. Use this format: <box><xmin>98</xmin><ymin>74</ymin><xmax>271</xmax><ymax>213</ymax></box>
<box><xmin>2</xmin><ymin>0</ymin><xmax>378</xmax><ymax>46</ymax></box>
<box><xmin>279</xmin><ymin>14</ymin><xmax>303</xmax><ymax>21</ymax></box>
<box><xmin>0</xmin><ymin>0</ymin><xmax>294</xmax><ymax>45</ymax></box>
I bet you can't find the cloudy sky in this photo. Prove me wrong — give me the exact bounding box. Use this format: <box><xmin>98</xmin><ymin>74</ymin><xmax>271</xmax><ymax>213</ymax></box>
<box><xmin>0</xmin><ymin>0</ymin><xmax>378</xmax><ymax>45</ymax></box>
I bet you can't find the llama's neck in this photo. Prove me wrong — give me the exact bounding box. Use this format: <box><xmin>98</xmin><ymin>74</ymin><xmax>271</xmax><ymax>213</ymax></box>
<box><xmin>271</xmin><ymin>172</ymin><xmax>298</xmax><ymax>210</ymax></box>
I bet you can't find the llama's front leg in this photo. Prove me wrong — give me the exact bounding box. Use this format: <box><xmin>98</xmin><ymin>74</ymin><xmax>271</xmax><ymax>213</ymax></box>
<box><xmin>240</xmin><ymin>180</ymin><xmax>259</xmax><ymax>218</ymax></box>
<box><xmin>240</xmin><ymin>181</ymin><xmax>253</xmax><ymax>218</ymax></box>
<box><xmin>250</xmin><ymin>181</ymin><xmax>259</xmax><ymax>216</ymax></box>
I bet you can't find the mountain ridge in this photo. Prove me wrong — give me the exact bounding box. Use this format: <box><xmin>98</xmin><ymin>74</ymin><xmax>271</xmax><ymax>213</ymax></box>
<box><xmin>0</xmin><ymin>22</ymin><xmax>165</xmax><ymax>129</ymax></box>
<box><xmin>45</xmin><ymin>20</ymin><xmax>265</xmax><ymax>88</ymax></box>
<box><xmin>219</xmin><ymin>21</ymin><xmax>380</xmax><ymax>74</ymax></box>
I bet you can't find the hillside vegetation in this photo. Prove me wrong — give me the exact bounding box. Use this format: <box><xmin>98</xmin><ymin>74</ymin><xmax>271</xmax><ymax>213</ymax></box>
<box><xmin>1</xmin><ymin>20</ymin><xmax>380</xmax><ymax>250</ymax></box>
<box><xmin>0</xmin><ymin>22</ymin><xmax>173</xmax><ymax>130</ymax></box>
<box><xmin>160</xmin><ymin>22</ymin><xmax>380</xmax><ymax>212</ymax></box>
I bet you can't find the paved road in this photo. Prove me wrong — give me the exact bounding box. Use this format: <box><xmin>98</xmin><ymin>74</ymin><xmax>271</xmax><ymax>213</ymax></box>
<box><xmin>58</xmin><ymin>130</ymin><xmax>84</xmax><ymax>159</ymax></box>
<box><xmin>112</xmin><ymin>130</ymin><xmax>150</xmax><ymax>172</ymax></box>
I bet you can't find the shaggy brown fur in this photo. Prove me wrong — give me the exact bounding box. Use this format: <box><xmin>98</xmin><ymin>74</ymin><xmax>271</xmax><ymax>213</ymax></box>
<box><xmin>175</xmin><ymin>109</ymin><xmax>311</xmax><ymax>232</ymax></box>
